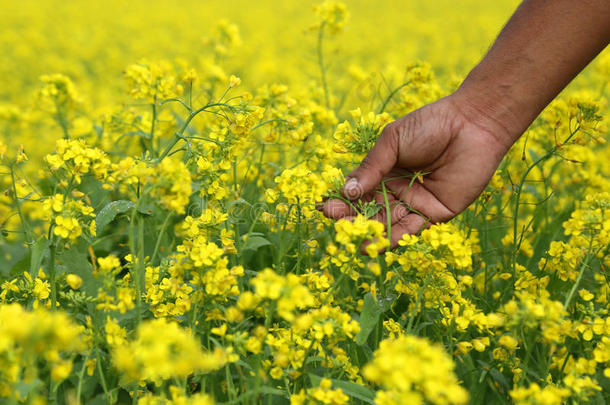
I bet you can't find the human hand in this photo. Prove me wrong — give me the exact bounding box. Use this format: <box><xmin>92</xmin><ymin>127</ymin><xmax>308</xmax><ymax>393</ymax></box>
<box><xmin>322</xmin><ymin>92</ymin><xmax>514</xmax><ymax>248</ymax></box>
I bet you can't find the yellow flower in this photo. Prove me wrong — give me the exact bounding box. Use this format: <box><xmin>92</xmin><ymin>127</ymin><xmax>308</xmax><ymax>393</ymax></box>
<box><xmin>105</xmin><ymin>317</ymin><xmax>127</xmax><ymax>346</ymax></box>
<box><xmin>16</xmin><ymin>145</ymin><xmax>28</xmax><ymax>163</ymax></box>
<box><xmin>250</xmin><ymin>269</ymin><xmax>315</xmax><ymax>321</ymax></box>
<box><xmin>311</xmin><ymin>378</ymin><xmax>349</xmax><ymax>404</ymax></box>
<box><xmin>312</xmin><ymin>1</ymin><xmax>350</xmax><ymax>34</ymax></box>
<box><xmin>86</xmin><ymin>359</ymin><xmax>97</xmax><ymax>376</ymax></box>
<box><xmin>471</xmin><ymin>337</ymin><xmax>489</xmax><ymax>352</ymax></box>
<box><xmin>578</xmin><ymin>289</ymin><xmax>594</xmax><ymax>301</ymax></box>
<box><xmin>270</xmin><ymin>367</ymin><xmax>283</xmax><ymax>380</ymax></box>
<box><xmin>51</xmin><ymin>360</ymin><xmax>72</xmax><ymax>382</ymax></box>
<box><xmin>211</xmin><ymin>324</ymin><xmax>227</xmax><ymax>337</ymax></box>
<box><xmin>124</xmin><ymin>60</ymin><xmax>183</xmax><ymax>102</ymax></box>
<box><xmin>33</xmin><ymin>278</ymin><xmax>50</xmax><ymax>300</ymax></box>
<box><xmin>38</xmin><ymin>73</ymin><xmax>81</xmax><ymax>114</ymax></box>
<box><xmin>112</xmin><ymin>318</ymin><xmax>226</xmax><ymax>382</ymax></box>
<box><xmin>498</xmin><ymin>335</ymin><xmax>519</xmax><ymax>352</ymax></box>
<box><xmin>510</xmin><ymin>383</ymin><xmax>571</xmax><ymax>405</ymax></box>
<box><xmin>197</xmin><ymin>156</ymin><xmax>212</xmax><ymax>172</ymax></box>
<box><xmin>363</xmin><ymin>335</ymin><xmax>468</xmax><ymax>405</ymax></box>
<box><xmin>332</xmin><ymin>110</ymin><xmax>391</xmax><ymax>154</ymax></box>
<box><xmin>98</xmin><ymin>255</ymin><xmax>121</xmax><ymax>273</ymax></box>
<box><xmin>229</xmin><ymin>75</ymin><xmax>241</xmax><ymax>88</ymax></box>
<box><xmin>65</xmin><ymin>274</ymin><xmax>83</xmax><ymax>290</ymax></box>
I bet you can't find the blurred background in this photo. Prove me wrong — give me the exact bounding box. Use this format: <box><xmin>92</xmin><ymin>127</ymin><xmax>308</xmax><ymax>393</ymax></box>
<box><xmin>1</xmin><ymin>0</ymin><xmax>523</xmax><ymax>104</ymax></box>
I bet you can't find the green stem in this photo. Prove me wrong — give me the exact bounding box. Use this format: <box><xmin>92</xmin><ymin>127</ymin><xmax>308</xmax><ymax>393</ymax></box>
<box><xmin>10</xmin><ymin>165</ymin><xmax>33</xmax><ymax>244</ymax></box>
<box><xmin>251</xmin><ymin>118</ymin><xmax>287</xmax><ymax>131</ymax></box>
<box><xmin>156</xmin><ymin>102</ymin><xmax>234</xmax><ymax>163</ymax></box>
<box><xmin>136</xmin><ymin>216</ymin><xmax>145</xmax><ymax>323</ymax></box>
<box><xmin>132</xmin><ymin>385</ymin><xmax>139</xmax><ymax>405</ymax></box>
<box><xmin>511</xmin><ymin>125</ymin><xmax>580</xmax><ymax>278</ymax></box>
<box><xmin>563</xmin><ymin>246</ymin><xmax>594</xmax><ymax>310</ymax></box>
<box><xmin>226</xmin><ymin>364</ymin><xmax>237</xmax><ymax>402</ymax></box>
<box><xmin>161</xmin><ymin>97</ymin><xmax>192</xmax><ymax>112</ymax></box>
<box><xmin>276</xmin><ymin>204</ymin><xmax>294</xmax><ymax>272</ymax></box>
<box><xmin>128</xmin><ymin>200</ymin><xmax>144</xmax><ymax>325</ymax></box>
<box><xmin>150</xmin><ymin>98</ymin><xmax>157</xmax><ymax>156</ymax></box>
<box><xmin>378</xmin><ymin>80</ymin><xmax>411</xmax><ymax>114</ymax></box>
<box><xmin>381</xmin><ymin>180</ymin><xmax>392</xmax><ymax>251</ymax></box>
<box><xmin>317</xmin><ymin>23</ymin><xmax>330</xmax><ymax>108</ymax></box>
<box><xmin>295</xmin><ymin>202</ymin><xmax>302</xmax><ymax>274</ymax></box>
<box><xmin>76</xmin><ymin>353</ymin><xmax>89</xmax><ymax>404</ymax></box>
<box><xmin>49</xmin><ymin>380</ymin><xmax>59</xmax><ymax>404</ymax></box>
<box><xmin>55</xmin><ymin>105</ymin><xmax>70</xmax><ymax>139</ymax></box>
<box><xmin>48</xmin><ymin>235</ymin><xmax>58</xmax><ymax>310</ymax></box>
<box><xmin>95</xmin><ymin>347</ymin><xmax>111</xmax><ymax>405</ymax></box>
<box><xmin>151</xmin><ymin>211</ymin><xmax>173</xmax><ymax>264</ymax></box>
<box><xmin>406</xmin><ymin>271</ymin><xmax>433</xmax><ymax>334</ymax></box>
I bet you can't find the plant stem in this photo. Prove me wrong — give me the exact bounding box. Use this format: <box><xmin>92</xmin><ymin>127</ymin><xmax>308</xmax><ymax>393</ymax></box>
<box><xmin>48</xmin><ymin>235</ymin><xmax>58</xmax><ymax>310</ymax></box>
<box><xmin>128</xmin><ymin>200</ymin><xmax>144</xmax><ymax>325</ymax></box>
<box><xmin>76</xmin><ymin>353</ymin><xmax>89</xmax><ymax>404</ymax></box>
<box><xmin>55</xmin><ymin>106</ymin><xmax>70</xmax><ymax>139</ymax></box>
<box><xmin>511</xmin><ymin>125</ymin><xmax>580</xmax><ymax>278</ymax></box>
<box><xmin>156</xmin><ymin>102</ymin><xmax>234</xmax><ymax>163</ymax></box>
<box><xmin>564</xmin><ymin>245</ymin><xmax>595</xmax><ymax>310</ymax></box>
<box><xmin>151</xmin><ymin>211</ymin><xmax>172</xmax><ymax>264</ymax></box>
<box><xmin>317</xmin><ymin>23</ymin><xmax>330</xmax><ymax>108</ymax></box>
<box><xmin>10</xmin><ymin>165</ymin><xmax>33</xmax><ymax>244</ymax></box>
<box><xmin>95</xmin><ymin>347</ymin><xmax>111</xmax><ymax>405</ymax></box>
<box><xmin>136</xmin><ymin>215</ymin><xmax>145</xmax><ymax>323</ymax></box>
<box><xmin>150</xmin><ymin>98</ymin><xmax>157</xmax><ymax>156</ymax></box>
<box><xmin>381</xmin><ymin>180</ymin><xmax>392</xmax><ymax>251</ymax></box>
<box><xmin>378</xmin><ymin>80</ymin><xmax>411</xmax><ymax>114</ymax></box>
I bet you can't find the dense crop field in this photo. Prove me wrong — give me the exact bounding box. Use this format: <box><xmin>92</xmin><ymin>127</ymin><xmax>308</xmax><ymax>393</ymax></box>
<box><xmin>1</xmin><ymin>1</ymin><xmax>609</xmax><ymax>404</ymax></box>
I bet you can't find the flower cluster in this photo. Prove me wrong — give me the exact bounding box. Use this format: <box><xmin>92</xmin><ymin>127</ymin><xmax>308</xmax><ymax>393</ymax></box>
<box><xmin>45</xmin><ymin>139</ymin><xmax>111</xmax><ymax>183</ymax></box>
<box><xmin>112</xmin><ymin>318</ymin><xmax>226</xmax><ymax>382</ymax></box>
<box><xmin>37</xmin><ymin>74</ymin><xmax>82</xmax><ymax>115</ymax></box>
<box><xmin>363</xmin><ymin>334</ymin><xmax>468</xmax><ymax>405</ymax></box>
<box><xmin>291</xmin><ymin>378</ymin><xmax>349</xmax><ymax>405</ymax></box>
<box><xmin>332</xmin><ymin>108</ymin><xmax>392</xmax><ymax>154</ymax></box>
<box><xmin>41</xmin><ymin>193</ymin><xmax>96</xmax><ymax>241</ymax></box>
<box><xmin>0</xmin><ymin>304</ymin><xmax>85</xmax><ymax>398</ymax></box>
<box><xmin>124</xmin><ymin>60</ymin><xmax>184</xmax><ymax>102</ymax></box>
<box><xmin>311</xmin><ymin>1</ymin><xmax>349</xmax><ymax>34</ymax></box>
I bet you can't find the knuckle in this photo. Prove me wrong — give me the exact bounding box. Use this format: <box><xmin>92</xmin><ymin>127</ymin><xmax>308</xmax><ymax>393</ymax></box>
<box><xmin>359</xmin><ymin>155</ymin><xmax>375</xmax><ymax>170</ymax></box>
<box><xmin>397</xmin><ymin>110</ymin><xmax>422</xmax><ymax>147</ymax></box>
<box><xmin>379</xmin><ymin>121</ymin><xmax>398</xmax><ymax>146</ymax></box>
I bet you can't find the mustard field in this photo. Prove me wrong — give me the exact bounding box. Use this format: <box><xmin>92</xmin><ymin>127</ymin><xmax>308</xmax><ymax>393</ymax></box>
<box><xmin>1</xmin><ymin>1</ymin><xmax>609</xmax><ymax>404</ymax></box>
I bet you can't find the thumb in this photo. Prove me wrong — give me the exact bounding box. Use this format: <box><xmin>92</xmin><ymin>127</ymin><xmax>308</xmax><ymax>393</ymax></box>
<box><xmin>342</xmin><ymin>124</ymin><xmax>398</xmax><ymax>200</ymax></box>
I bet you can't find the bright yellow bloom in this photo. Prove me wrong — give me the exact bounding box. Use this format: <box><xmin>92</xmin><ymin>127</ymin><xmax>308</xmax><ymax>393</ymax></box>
<box><xmin>65</xmin><ymin>274</ymin><xmax>83</xmax><ymax>290</ymax></box>
<box><xmin>363</xmin><ymin>335</ymin><xmax>468</xmax><ymax>405</ymax></box>
<box><xmin>112</xmin><ymin>318</ymin><xmax>226</xmax><ymax>382</ymax></box>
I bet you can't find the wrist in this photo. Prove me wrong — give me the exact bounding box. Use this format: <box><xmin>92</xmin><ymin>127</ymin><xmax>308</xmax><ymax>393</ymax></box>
<box><xmin>452</xmin><ymin>63</ymin><xmax>536</xmax><ymax>152</ymax></box>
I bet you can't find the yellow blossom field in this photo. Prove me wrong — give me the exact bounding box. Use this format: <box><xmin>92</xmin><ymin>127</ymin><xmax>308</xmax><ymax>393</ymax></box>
<box><xmin>1</xmin><ymin>0</ymin><xmax>609</xmax><ymax>404</ymax></box>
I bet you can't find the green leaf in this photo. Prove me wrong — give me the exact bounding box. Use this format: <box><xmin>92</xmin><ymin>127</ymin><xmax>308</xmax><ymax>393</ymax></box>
<box><xmin>9</xmin><ymin>256</ymin><xmax>30</xmax><ymax>277</ymax></box>
<box><xmin>95</xmin><ymin>200</ymin><xmax>135</xmax><ymax>234</ymax></box>
<box><xmin>58</xmin><ymin>243</ymin><xmax>98</xmax><ymax>297</ymax></box>
<box><xmin>30</xmin><ymin>238</ymin><xmax>48</xmax><ymax>274</ymax></box>
<box><xmin>219</xmin><ymin>386</ymin><xmax>287</xmax><ymax>404</ymax></box>
<box><xmin>308</xmin><ymin>374</ymin><xmax>375</xmax><ymax>404</ymax></box>
<box><xmin>13</xmin><ymin>379</ymin><xmax>44</xmax><ymax>400</ymax></box>
<box><xmin>120</xmin><ymin>130</ymin><xmax>151</xmax><ymax>140</ymax></box>
<box><xmin>355</xmin><ymin>293</ymin><xmax>386</xmax><ymax>346</ymax></box>
<box><xmin>489</xmin><ymin>367</ymin><xmax>510</xmax><ymax>391</ymax></box>
<box><xmin>527</xmin><ymin>147</ymin><xmax>541</xmax><ymax>162</ymax></box>
<box><xmin>242</xmin><ymin>235</ymin><xmax>272</xmax><ymax>251</ymax></box>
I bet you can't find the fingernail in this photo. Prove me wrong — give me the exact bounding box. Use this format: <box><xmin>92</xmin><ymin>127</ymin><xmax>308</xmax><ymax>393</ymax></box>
<box><xmin>344</xmin><ymin>178</ymin><xmax>360</xmax><ymax>199</ymax></box>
